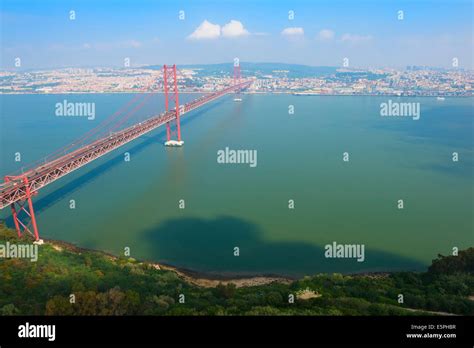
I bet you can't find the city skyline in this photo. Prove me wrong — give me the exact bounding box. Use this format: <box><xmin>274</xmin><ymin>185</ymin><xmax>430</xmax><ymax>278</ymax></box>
<box><xmin>1</xmin><ymin>0</ymin><xmax>473</xmax><ymax>70</ymax></box>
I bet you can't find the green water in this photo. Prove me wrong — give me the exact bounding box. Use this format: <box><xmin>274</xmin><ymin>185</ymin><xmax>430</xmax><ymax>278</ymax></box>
<box><xmin>1</xmin><ymin>94</ymin><xmax>472</xmax><ymax>277</ymax></box>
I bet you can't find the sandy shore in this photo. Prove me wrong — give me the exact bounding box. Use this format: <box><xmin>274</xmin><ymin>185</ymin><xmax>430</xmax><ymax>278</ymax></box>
<box><xmin>157</xmin><ymin>263</ymin><xmax>293</xmax><ymax>288</ymax></box>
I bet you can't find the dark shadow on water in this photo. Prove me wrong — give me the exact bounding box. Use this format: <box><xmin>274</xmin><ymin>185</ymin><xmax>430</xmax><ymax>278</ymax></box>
<box><xmin>4</xmin><ymin>98</ymin><xmax>228</xmax><ymax>225</ymax></box>
<box><xmin>140</xmin><ymin>215</ymin><xmax>426</xmax><ymax>278</ymax></box>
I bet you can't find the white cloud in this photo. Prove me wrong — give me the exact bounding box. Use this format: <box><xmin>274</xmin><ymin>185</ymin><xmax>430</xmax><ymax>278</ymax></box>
<box><xmin>317</xmin><ymin>29</ymin><xmax>335</xmax><ymax>41</ymax></box>
<box><xmin>221</xmin><ymin>20</ymin><xmax>249</xmax><ymax>38</ymax></box>
<box><xmin>188</xmin><ymin>20</ymin><xmax>221</xmax><ymax>40</ymax></box>
<box><xmin>188</xmin><ymin>20</ymin><xmax>250</xmax><ymax>40</ymax></box>
<box><xmin>340</xmin><ymin>33</ymin><xmax>373</xmax><ymax>44</ymax></box>
<box><xmin>281</xmin><ymin>27</ymin><xmax>304</xmax><ymax>36</ymax></box>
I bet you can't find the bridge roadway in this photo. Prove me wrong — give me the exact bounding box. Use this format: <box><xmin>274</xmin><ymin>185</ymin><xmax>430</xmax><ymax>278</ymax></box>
<box><xmin>0</xmin><ymin>80</ymin><xmax>252</xmax><ymax>209</ymax></box>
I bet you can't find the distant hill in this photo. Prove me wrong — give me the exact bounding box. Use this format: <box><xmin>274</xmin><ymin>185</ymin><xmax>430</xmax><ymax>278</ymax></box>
<box><xmin>143</xmin><ymin>62</ymin><xmax>338</xmax><ymax>78</ymax></box>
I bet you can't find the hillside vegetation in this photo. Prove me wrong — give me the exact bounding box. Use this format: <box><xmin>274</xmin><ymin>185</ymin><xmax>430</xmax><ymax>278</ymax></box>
<box><xmin>0</xmin><ymin>224</ymin><xmax>472</xmax><ymax>316</ymax></box>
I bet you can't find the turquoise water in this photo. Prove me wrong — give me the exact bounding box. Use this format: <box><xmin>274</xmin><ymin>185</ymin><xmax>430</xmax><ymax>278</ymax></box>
<box><xmin>1</xmin><ymin>94</ymin><xmax>472</xmax><ymax>277</ymax></box>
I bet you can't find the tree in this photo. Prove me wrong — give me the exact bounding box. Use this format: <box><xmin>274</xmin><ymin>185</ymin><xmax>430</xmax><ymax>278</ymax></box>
<box><xmin>45</xmin><ymin>296</ymin><xmax>74</xmax><ymax>315</ymax></box>
<box><xmin>0</xmin><ymin>303</ymin><xmax>20</xmax><ymax>315</ymax></box>
<box><xmin>215</xmin><ymin>283</ymin><xmax>236</xmax><ymax>299</ymax></box>
<box><xmin>265</xmin><ymin>291</ymin><xmax>283</xmax><ymax>306</ymax></box>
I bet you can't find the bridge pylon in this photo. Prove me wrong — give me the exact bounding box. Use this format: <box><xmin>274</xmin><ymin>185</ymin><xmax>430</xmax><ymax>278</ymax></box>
<box><xmin>4</xmin><ymin>176</ymin><xmax>42</xmax><ymax>243</ymax></box>
<box><xmin>233</xmin><ymin>63</ymin><xmax>243</xmax><ymax>101</ymax></box>
<box><xmin>163</xmin><ymin>64</ymin><xmax>183</xmax><ymax>147</ymax></box>
<box><xmin>233</xmin><ymin>64</ymin><xmax>241</xmax><ymax>85</ymax></box>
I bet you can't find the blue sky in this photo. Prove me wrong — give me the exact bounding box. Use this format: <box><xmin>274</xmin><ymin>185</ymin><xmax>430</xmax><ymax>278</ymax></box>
<box><xmin>1</xmin><ymin>0</ymin><xmax>472</xmax><ymax>69</ymax></box>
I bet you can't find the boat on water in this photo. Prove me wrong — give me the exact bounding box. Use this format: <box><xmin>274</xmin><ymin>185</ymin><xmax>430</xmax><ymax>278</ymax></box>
<box><xmin>233</xmin><ymin>98</ymin><xmax>242</xmax><ymax>102</ymax></box>
<box><xmin>437</xmin><ymin>96</ymin><xmax>445</xmax><ymax>101</ymax></box>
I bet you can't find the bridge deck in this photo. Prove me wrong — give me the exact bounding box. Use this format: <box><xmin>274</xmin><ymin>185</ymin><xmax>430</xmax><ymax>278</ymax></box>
<box><xmin>0</xmin><ymin>80</ymin><xmax>252</xmax><ymax>209</ymax></box>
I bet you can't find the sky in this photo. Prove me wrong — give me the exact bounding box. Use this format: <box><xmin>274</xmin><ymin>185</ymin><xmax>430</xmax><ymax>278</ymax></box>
<box><xmin>1</xmin><ymin>0</ymin><xmax>472</xmax><ymax>69</ymax></box>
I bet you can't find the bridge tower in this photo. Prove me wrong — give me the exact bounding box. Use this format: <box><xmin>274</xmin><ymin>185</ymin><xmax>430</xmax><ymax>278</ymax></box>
<box><xmin>163</xmin><ymin>64</ymin><xmax>183</xmax><ymax>146</ymax></box>
<box><xmin>233</xmin><ymin>64</ymin><xmax>241</xmax><ymax>85</ymax></box>
<box><xmin>4</xmin><ymin>176</ymin><xmax>42</xmax><ymax>243</ymax></box>
<box><xmin>233</xmin><ymin>61</ymin><xmax>242</xmax><ymax>101</ymax></box>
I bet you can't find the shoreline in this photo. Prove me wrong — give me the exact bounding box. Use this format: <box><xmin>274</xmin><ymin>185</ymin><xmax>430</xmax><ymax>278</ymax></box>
<box><xmin>44</xmin><ymin>238</ymin><xmax>393</xmax><ymax>288</ymax></box>
<box><xmin>0</xmin><ymin>91</ymin><xmax>472</xmax><ymax>97</ymax></box>
<box><xmin>45</xmin><ymin>238</ymin><xmax>294</xmax><ymax>288</ymax></box>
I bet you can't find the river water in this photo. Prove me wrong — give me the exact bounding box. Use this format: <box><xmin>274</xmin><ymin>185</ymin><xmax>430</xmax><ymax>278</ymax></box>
<box><xmin>0</xmin><ymin>93</ymin><xmax>472</xmax><ymax>277</ymax></box>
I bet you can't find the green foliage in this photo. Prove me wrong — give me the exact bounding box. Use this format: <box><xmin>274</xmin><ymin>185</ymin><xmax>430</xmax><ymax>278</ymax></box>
<box><xmin>429</xmin><ymin>248</ymin><xmax>474</xmax><ymax>275</ymax></box>
<box><xmin>215</xmin><ymin>283</ymin><xmax>236</xmax><ymax>299</ymax></box>
<box><xmin>0</xmin><ymin>224</ymin><xmax>472</xmax><ymax>316</ymax></box>
<box><xmin>0</xmin><ymin>303</ymin><xmax>20</xmax><ymax>315</ymax></box>
<box><xmin>265</xmin><ymin>291</ymin><xmax>283</xmax><ymax>306</ymax></box>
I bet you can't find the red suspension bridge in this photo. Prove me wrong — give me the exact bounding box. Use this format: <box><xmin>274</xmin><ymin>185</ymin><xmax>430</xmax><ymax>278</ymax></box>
<box><xmin>0</xmin><ymin>64</ymin><xmax>251</xmax><ymax>242</ymax></box>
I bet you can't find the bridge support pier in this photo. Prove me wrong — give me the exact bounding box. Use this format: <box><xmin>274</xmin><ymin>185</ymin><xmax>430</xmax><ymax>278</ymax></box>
<box><xmin>5</xmin><ymin>176</ymin><xmax>41</xmax><ymax>243</ymax></box>
<box><xmin>163</xmin><ymin>64</ymin><xmax>183</xmax><ymax>147</ymax></box>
